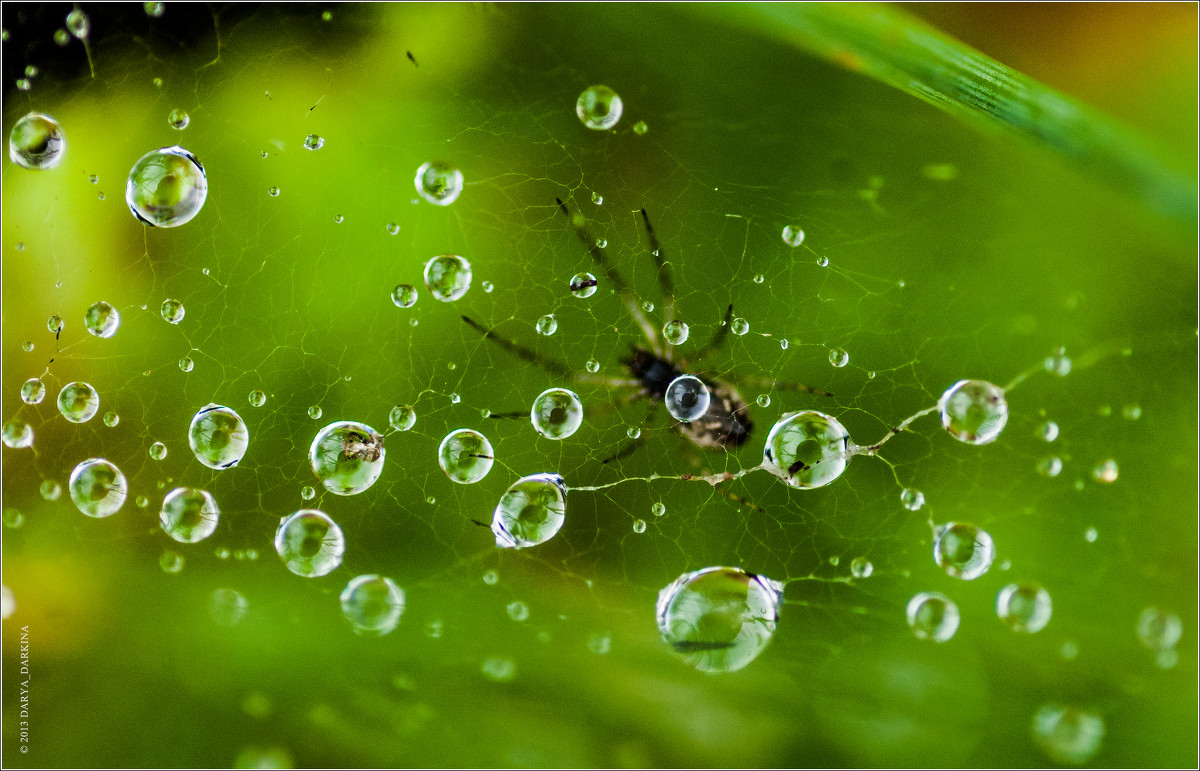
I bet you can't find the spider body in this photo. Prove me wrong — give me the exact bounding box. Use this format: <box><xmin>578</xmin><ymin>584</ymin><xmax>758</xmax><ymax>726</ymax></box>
<box><xmin>626</xmin><ymin>348</ymin><xmax>753</xmax><ymax>449</ymax></box>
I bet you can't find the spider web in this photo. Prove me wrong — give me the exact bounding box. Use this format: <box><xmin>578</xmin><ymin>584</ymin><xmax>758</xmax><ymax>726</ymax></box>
<box><xmin>2</xmin><ymin>4</ymin><xmax>1196</xmax><ymax>768</ymax></box>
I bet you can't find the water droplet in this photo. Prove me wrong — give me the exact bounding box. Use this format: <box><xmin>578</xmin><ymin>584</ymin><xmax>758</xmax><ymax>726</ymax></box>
<box><xmin>148</xmin><ymin>441</ymin><xmax>168</xmax><ymax>461</ymax></box>
<box><xmin>167</xmin><ymin>108</ymin><xmax>189</xmax><ymax>130</ymax></box>
<box><xmin>301</xmin><ymin>406</ymin><xmax>320</xmax><ymax>422</ymax></box>
<box><xmin>152</xmin><ymin>77</ymin><xmax>163</xmax><ymax>87</ymax></box>
<box><xmin>209</xmin><ymin>588</ymin><xmax>248</xmax><ymax>627</ymax></box>
<box><xmin>1091</xmin><ymin>459</ymin><xmax>1118</xmax><ymax>483</ymax></box>
<box><xmin>576</xmin><ymin>85</ymin><xmax>623</xmax><ymax>130</ymax></box>
<box><xmin>159</xmin><ymin>550</ymin><xmax>184</xmax><ymax>574</ymax></box>
<box><xmin>15</xmin><ymin>79</ymin><xmax>31</xmax><ymax>92</ymax></box>
<box><xmin>126</xmin><ymin>146</ymin><xmax>208</xmax><ymax>227</ymax></box>
<box><xmin>996</xmin><ymin>582</ymin><xmax>1052</xmax><ymax>633</ymax></box>
<box><xmin>641</xmin><ymin>300</ymin><xmax>654</xmax><ymax>313</ymax></box>
<box><xmin>66</xmin><ymin>7</ymin><xmax>90</xmax><ymax>37</ymax></box>
<box><xmin>536</xmin><ymin>314</ymin><xmax>558</xmax><ymax>336</ymax></box>
<box><xmin>585</xmin><ymin>358</ymin><xmax>600</xmax><ymax>373</ymax></box>
<box><xmin>1043</xmin><ymin>348</ymin><xmax>1072</xmax><ymax>377</ymax></box>
<box><xmin>188</xmin><ymin>404</ymin><xmax>250</xmax><ymax>470</ymax></box>
<box><xmin>310</xmin><ymin>420</ymin><xmax>386</xmax><ymax>495</ymax></box>
<box><xmin>906</xmin><ymin>591</ymin><xmax>959</xmax><ymax>641</ymax></box>
<box><xmin>664</xmin><ymin>375</ymin><xmax>710</xmax><ymax>422</ymax></box>
<box><xmin>814</xmin><ymin>255</ymin><xmax>829</xmax><ymax>267</ymax></box>
<box><xmin>755</xmin><ymin>394</ymin><xmax>770</xmax><ymax>408</ymax></box>
<box><xmin>632</xmin><ymin>120</ymin><xmax>648</xmax><ymax>135</ymax></box>
<box><xmin>900</xmin><ymin>487</ymin><xmax>925</xmax><ymax>511</ymax></box>
<box><xmin>781</xmin><ymin>225</ymin><xmax>805</xmax><ymax>247</ymax></box>
<box><xmin>779</xmin><ymin>339</ymin><xmax>789</xmax><ymax>350</ymax></box>
<box><xmin>275</xmin><ymin>509</ymin><xmax>345</xmax><ymax>577</ymax></box>
<box><xmin>481</xmin><ymin>656</ymin><xmax>516</xmax><ymax>682</ymax></box>
<box><xmin>99</xmin><ymin>411</ymin><xmax>118</xmax><ymax>428</ymax></box>
<box><xmin>438</xmin><ymin>429</ymin><xmax>493</xmax><ymax>484</ymax></box>
<box><xmin>388</xmin><ymin>405</ymin><xmax>416</xmax><ymax>432</ymax></box>
<box><xmin>731</xmin><ymin>317</ymin><xmax>749</xmax><ymax>336</ymax></box>
<box><xmin>83</xmin><ymin>300</ymin><xmax>121</xmax><ymax>338</ymax></box>
<box><xmin>332</xmin><ymin>213</ymin><xmax>344</xmax><ymax>224</ymax></box>
<box><xmin>159</xmin><ymin>487</ymin><xmax>219</xmax><ymax>543</ymax></box>
<box><xmin>20</xmin><ymin>341</ymin><xmax>33</xmax><ymax>352</ymax></box>
<box><xmin>341</xmin><ymin>574</ymin><xmax>405</xmax><ymax>636</ymax></box>
<box><xmin>385</xmin><ymin>282</ymin><xmax>419</xmax><ymax>310</ymax></box>
<box><xmin>651</xmin><ymin>502</ymin><xmax>666</xmax><ymax>517</ymax></box>
<box><xmin>136</xmin><ymin>495</ymin><xmax>149</xmax><ymax>508</ymax></box>
<box><xmin>752</xmin><ymin>273</ymin><xmax>765</xmax><ymax>284</ymax></box>
<box><xmin>662</xmin><ymin>320</ymin><xmax>689</xmax><ymax>345</ymax></box>
<box><xmin>1036</xmin><ymin>456</ymin><xmax>1063</xmax><ymax>478</ymax></box>
<box><xmin>40</xmin><ymin>480</ymin><xmax>61</xmax><ymax>500</ymax></box>
<box><xmin>1</xmin><ymin>420</ymin><xmax>33</xmax><ymax>449</ymax></box>
<box><xmin>1082</xmin><ymin>526</ymin><xmax>1098</xmax><ymax>544</ymax></box>
<box><xmin>423</xmin><ymin>254</ymin><xmax>472</xmax><ymax>301</ymax></box>
<box><xmin>46</xmin><ymin>314</ymin><xmax>64</xmax><ymax>335</ymax></box>
<box><xmin>482</xmin><ymin>280</ymin><xmax>494</xmax><ymax>293</ymax></box>
<box><xmin>933</xmin><ymin>522</ymin><xmax>995</xmax><ymax>580</ymax></box>
<box><xmin>938</xmin><ymin>379</ymin><xmax>1008</xmax><ymax>445</ymax></box>
<box><xmin>54</xmin><ymin>28</ymin><xmax>70</xmax><ymax>46</ymax></box>
<box><xmin>1</xmin><ymin>586</ymin><xmax>14</xmax><ymax>619</ymax></box>
<box><xmin>587</xmin><ymin>631</ymin><xmax>612</xmax><ymax>655</ymax></box>
<box><xmin>828</xmin><ymin>347</ymin><xmax>849</xmax><ymax>368</ymax></box>
<box><xmin>178</xmin><ymin>356</ymin><xmax>194</xmax><ymax>372</ymax></box>
<box><xmin>1032</xmin><ymin>704</ymin><xmax>1104</xmax><ymax>764</ymax></box>
<box><xmin>20</xmin><ymin>378</ymin><xmax>45</xmax><ymax>405</ymax></box>
<box><xmin>145</xmin><ymin>1</ymin><xmax>165</xmax><ymax>17</ymax></box>
<box><xmin>414</xmin><ymin>161</ymin><xmax>463</xmax><ymax>205</ymax></box>
<box><xmin>626</xmin><ymin>426</ymin><xmax>641</xmax><ymax>440</ymax></box>
<box><xmin>449</xmin><ymin>393</ymin><xmax>461</xmax><ymax>404</ymax></box>
<box><xmin>763</xmin><ymin>410</ymin><xmax>851</xmax><ymax>489</ymax></box>
<box><xmin>1136</xmin><ymin>606</ymin><xmax>1182</xmax><ymax>651</ymax></box>
<box><xmin>531</xmin><ymin>388</ymin><xmax>583</xmax><ymax>440</ymax></box>
<box><xmin>267</xmin><ymin>186</ymin><xmax>280</xmax><ymax>197</ymax></box>
<box><xmin>1121</xmin><ymin>403</ymin><xmax>1143</xmax><ymax>421</ymax></box>
<box><xmin>8</xmin><ymin>113</ymin><xmax>65</xmax><ymax>171</ymax></box>
<box><xmin>303</xmin><ymin>133</ymin><xmax>325</xmax><ymax>151</ymax></box>
<box><xmin>159</xmin><ymin>298</ymin><xmax>185</xmax><ymax>324</ymax></box>
<box><xmin>482</xmin><ymin>569</ymin><xmax>500</xmax><ymax>586</ymax></box>
<box><xmin>492</xmin><ymin>473</ymin><xmax>567</xmax><ymax>549</ymax></box>
<box><xmin>632</xmin><ymin>519</ymin><xmax>647</xmax><ymax>533</ymax></box>
<box><xmin>657</xmin><ymin>566</ymin><xmax>783</xmax><ymax>673</ymax></box>
<box><xmin>850</xmin><ymin>556</ymin><xmax>874</xmax><ymax>578</ymax></box>
<box><xmin>58</xmin><ymin>381</ymin><xmax>100</xmax><ymax>423</ymax></box>
<box><xmin>569</xmin><ymin>271</ymin><xmax>598</xmax><ymax>298</ymax></box>
<box><xmin>68</xmin><ymin>458</ymin><xmax>127</xmax><ymax>518</ymax></box>
<box><xmin>4</xmin><ymin>508</ymin><xmax>24</xmax><ymax>529</ymax></box>
<box><xmin>590</xmin><ymin>191</ymin><xmax>603</xmax><ymax>205</ymax></box>
<box><xmin>1038</xmin><ymin>420</ymin><xmax>1059</xmax><ymax>442</ymax></box>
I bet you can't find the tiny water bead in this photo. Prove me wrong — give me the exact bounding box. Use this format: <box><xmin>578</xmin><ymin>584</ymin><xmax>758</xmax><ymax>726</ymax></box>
<box><xmin>275</xmin><ymin>509</ymin><xmax>346</xmax><ymax>577</ymax></box>
<box><xmin>590</xmin><ymin>191</ymin><xmax>603</xmax><ymax>205</ymax></box>
<box><xmin>160</xmin><ymin>298</ymin><xmax>185</xmax><ymax>324</ymax></box>
<box><xmin>47</xmin><ymin>314</ymin><xmax>65</xmax><ymax>334</ymax></box>
<box><xmin>300</xmin><ymin>486</ymin><xmax>316</xmax><ymax>501</ymax></box>
<box><xmin>309</xmin><ymin>421</ymin><xmax>386</xmax><ymax>495</ymax></box>
<box><xmin>58</xmin><ymin>381</ymin><xmax>100</xmax><ymax>423</ymax></box>
<box><xmin>159</xmin><ymin>487</ymin><xmax>220</xmax><ymax>543</ymax></box>
<box><xmin>449</xmin><ymin>393</ymin><xmax>461</xmax><ymax>404</ymax></box>
<box><xmin>1032</xmin><ymin>705</ymin><xmax>1105</xmax><ymax>765</ymax></box>
<box><xmin>1092</xmin><ymin>459</ymin><xmax>1119</xmax><ymax>483</ymax></box>
<box><xmin>103</xmin><ymin>411</ymin><xmax>119</xmax><ymax>427</ymax></box>
<box><xmin>938</xmin><ymin>379</ymin><xmax>1008</xmax><ymax>445</ymax></box>
<box><xmin>906</xmin><ymin>591</ymin><xmax>960</xmax><ymax>642</ymax></box>
<box><xmin>850</xmin><ymin>556</ymin><xmax>874</xmax><ymax>578</ymax></box>
<box><xmin>507</xmin><ymin>601</ymin><xmax>530</xmax><ymax>622</ymax></box>
<box><xmin>585</xmin><ymin>358</ymin><xmax>601</xmax><ymax>373</ymax></box>
<box><xmin>662</xmin><ymin>320</ymin><xmax>689</xmax><ymax>345</ymax></box>
<box><xmin>731</xmin><ymin>317</ymin><xmax>749</xmax><ymax>336</ymax></box>
<box><xmin>2</xmin><ymin>421</ymin><xmax>34</xmax><ymax>449</ymax></box>
<box><xmin>482</xmin><ymin>280</ymin><xmax>494</xmax><ymax>293</ymax></box>
<box><xmin>389</xmin><ymin>405</ymin><xmax>417</xmax><ymax>431</ymax></box>
<box><xmin>656</xmin><ymin>566</ymin><xmax>784</xmax><ymax>674</ymax></box>
<box><xmin>1043</xmin><ymin>348</ymin><xmax>1072</xmax><ymax>377</ymax></box>
<box><xmin>827</xmin><ymin>347</ymin><xmax>849</xmax><ymax>368</ymax></box>
<box><xmin>307</xmin><ymin>406</ymin><xmax>322</xmax><ymax>420</ymax></box>
<box><xmin>752</xmin><ymin>273</ymin><xmax>765</xmax><ymax>284</ymax></box>
<box><xmin>491</xmin><ymin>473</ymin><xmax>567</xmax><ymax>549</ymax></box>
<box><xmin>167</xmin><ymin>109</ymin><xmax>189</xmax><ymax>129</ymax></box>
<box><xmin>900</xmin><ymin>487</ymin><xmax>925</xmax><ymax>511</ymax></box>
<box><xmin>530</xmin><ymin>388</ymin><xmax>584</xmax><ymax>440</ymax></box>
<box><xmin>632</xmin><ymin>120</ymin><xmax>648</xmax><ymax>135</ymax></box>
<box><xmin>340</xmin><ymin>575</ymin><xmax>405</xmax><ymax>636</ymax></box>
<box><xmin>536</xmin><ymin>314</ymin><xmax>558</xmax><ymax>336</ymax></box>
<box><xmin>9</xmin><ymin>113</ymin><xmax>66</xmax><ymax>171</ymax></box>
<box><xmin>481</xmin><ymin>657</ymin><xmax>516</xmax><ymax>683</ymax></box>
<box><xmin>569</xmin><ymin>271</ymin><xmax>598</xmax><ymax>298</ymax></box>
<box><xmin>763</xmin><ymin>410</ymin><xmax>851</xmax><ymax>489</ymax></box>
<box><xmin>1122</xmin><ymin>403</ymin><xmax>1143</xmax><ymax>420</ymax></box>
<box><xmin>179</xmin><ymin>357</ymin><xmax>194</xmax><ymax>372</ymax></box>
<box><xmin>651</xmin><ymin>502</ymin><xmax>666</xmax><ymax>517</ymax></box>
<box><xmin>1038</xmin><ymin>420</ymin><xmax>1059</xmax><ymax>442</ymax></box>
<box><xmin>126</xmin><ymin>146</ymin><xmax>208</xmax><ymax>227</ymax></box>
<box><xmin>632</xmin><ymin>519</ymin><xmax>647</xmax><ymax>533</ymax></box>
<box><xmin>933</xmin><ymin>522</ymin><xmax>995</xmax><ymax>580</ymax></box>
<box><xmin>209</xmin><ymin>588</ymin><xmax>248</xmax><ymax>627</ymax></box>
<box><xmin>21</xmin><ymin>341</ymin><xmax>33</xmax><ymax>352</ymax></box>
<box><xmin>54</xmin><ymin>28</ymin><xmax>70</xmax><ymax>45</ymax></box>
<box><xmin>248</xmin><ymin>390</ymin><xmax>267</xmax><ymax>408</ymax></box>
<box><xmin>188</xmin><ymin>404</ymin><xmax>250</xmax><ymax>470</ymax></box>
<box><xmin>641</xmin><ymin>300</ymin><xmax>654</xmax><ymax>313</ymax></box>
<box><xmin>483</xmin><ymin>569</ymin><xmax>500</xmax><ymax>585</ymax></box>
<box><xmin>664</xmin><ymin>375</ymin><xmax>710</xmax><ymax>422</ymax></box>
<box><xmin>303</xmin><ymin>133</ymin><xmax>324</xmax><ymax>151</ymax></box>
<box><xmin>267</xmin><ymin>186</ymin><xmax>280</xmax><ymax>197</ymax></box>
<box><xmin>391</xmin><ymin>283</ymin><xmax>418</xmax><ymax>308</ymax></box>
<box><xmin>66</xmin><ymin>7</ymin><xmax>90</xmax><ymax>37</ymax></box>
<box><xmin>423</xmin><ymin>254</ymin><xmax>472</xmax><ymax>301</ymax></box>
<box><xmin>145</xmin><ymin>1</ymin><xmax>165</xmax><ymax>17</ymax></box>
<box><xmin>1136</xmin><ymin>607</ymin><xmax>1182</xmax><ymax>651</ymax></box>
<box><xmin>781</xmin><ymin>224</ymin><xmax>805</xmax><ymax>247</ymax></box>
<box><xmin>414</xmin><ymin>161</ymin><xmax>464</xmax><ymax>205</ymax></box>
<box><xmin>438</xmin><ymin>429</ymin><xmax>494</xmax><ymax>484</ymax></box>
<box><xmin>20</xmin><ymin>378</ymin><xmax>45</xmax><ymax>405</ymax></box>
<box><xmin>333</xmin><ymin>214</ymin><xmax>344</xmax><ymax>223</ymax></box>
<box><xmin>69</xmin><ymin>458</ymin><xmax>128</xmax><ymax>518</ymax></box>
<box><xmin>756</xmin><ymin>394</ymin><xmax>770</xmax><ymax>408</ymax></box>
<box><xmin>996</xmin><ymin>582</ymin><xmax>1053</xmax><ymax>634</ymax></box>
<box><xmin>84</xmin><ymin>300</ymin><xmax>121</xmax><ymax>338</ymax></box>
<box><xmin>386</xmin><ymin>222</ymin><xmax>400</xmax><ymax>235</ymax></box>
<box><xmin>149</xmin><ymin>442</ymin><xmax>168</xmax><ymax>460</ymax></box>
<box><xmin>1084</xmin><ymin>526</ymin><xmax>1098</xmax><ymax>543</ymax></box>
<box><xmin>1037</xmin><ymin>456</ymin><xmax>1063</xmax><ymax>477</ymax></box>
<box><xmin>159</xmin><ymin>551</ymin><xmax>184</xmax><ymax>574</ymax></box>
<box><xmin>576</xmin><ymin>85</ymin><xmax>623</xmax><ymax>130</ymax></box>
<box><xmin>40</xmin><ymin>480</ymin><xmax>61</xmax><ymax>500</ymax></box>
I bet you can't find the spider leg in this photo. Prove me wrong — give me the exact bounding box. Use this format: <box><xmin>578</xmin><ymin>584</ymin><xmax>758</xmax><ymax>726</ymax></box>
<box><xmin>714</xmin><ymin>370</ymin><xmax>834</xmax><ymax>398</ymax></box>
<box><xmin>486</xmin><ymin>411</ymin><xmax>529</xmax><ymax>420</ymax></box>
<box><xmin>557</xmin><ymin>198</ymin><xmax>663</xmax><ymax>357</ymax></box>
<box><xmin>686</xmin><ymin>303</ymin><xmax>734</xmax><ymax>365</ymax></box>
<box><xmin>639</xmin><ymin>207</ymin><xmax>676</xmax><ymax>326</ymax></box>
<box><xmin>461</xmin><ymin>315</ymin><xmax>574</xmax><ymax>379</ymax></box>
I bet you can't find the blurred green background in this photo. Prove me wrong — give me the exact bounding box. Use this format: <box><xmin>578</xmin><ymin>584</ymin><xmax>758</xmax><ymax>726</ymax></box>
<box><xmin>2</xmin><ymin>3</ymin><xmax>1196</xmax><ymax>767</ymax></box>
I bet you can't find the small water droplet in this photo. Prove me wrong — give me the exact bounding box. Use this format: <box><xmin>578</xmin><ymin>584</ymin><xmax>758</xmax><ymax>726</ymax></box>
<box><xmin>828</xmin><ymin>347</ymin><xmax>849</xmax><ymax>368</ymax></box>
<box><xmin>1092</xmin><ymin>459</ymin><xmax>1118</xmax><ymax>483</ymax></box>
<box><xmin>576</xmin><ymin>85</ymin><xmax>623</xmax><ymax>130</ymax></box>
<box><xmin>167</xmin><ymin>109</ymin><xmax>189</xmax><ymax>130</ymax></box>
<box><xmin>536</xmin><ymin>314</ymin><xmax>558</xmax><ymax>336</ymax></box>
<box><xmin>303</xmin><ymin>133</ymin><xmax>325</xmax><ymax>151</ymax></box>
<box><xmin>781</xmin><ymin>225</ymin><xmax>805</xmax><ymax>247</ymax></box>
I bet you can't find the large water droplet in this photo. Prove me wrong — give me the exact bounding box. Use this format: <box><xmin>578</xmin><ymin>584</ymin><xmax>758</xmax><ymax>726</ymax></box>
<box><xmin>438</xmin><ymin>429</ymin><xmax>493</xmax><ymax>484</ymax></box>
<box><xmin>389</xmin><ymin>405</ymin><xmax>416</xmax><ymax>431</ymax></box>
<box><xmin>423</xmin><ymin>254</ymin><xmax>472</xmax><ymax>301</ymax></box>
<box><xmin>69</xmin><ymin>458</ymin><xmax>127</xmax><ymax>518</ymax></box>
<box><xmin>126</xmin><ymin>146</ymin><xmax>208</xmax><ymax>227</ymax></box>
<box><xmin>20</xmin><ymin>378</ymin><xmax>45</xmax><ymax>405</ymax></box>
<box><xmin>340</xmin><ymin>574</ymin><xmax>405</xmax><ymax>636</ymax></box>
<box><xmin>1</xmin><ymin>420</ymin><xmax>33</xmax><ymax>449</ymax></box>
<box><xmin>933</xmin><ymin>522</ymin><xmax>995</xmax><ymax>580</ymax></box>
<box><xmin>576</xmin><ymin>85</ymin><xmax>623</xmax><ymax>130</ymax></box>
<box><xmin>160</xmin><ymin>487</ymin><xmax>220</xmax><ymax>543</ymax></box>
<box><xmin>188</xmin><ymin>404</ymin><xmax>250</xmax><ymax>469</ymax></box>
<box><xmin>662</xmin><ymin>320</ymin><xmax>689</xmax><ymax>345</ymax></box>
<box><xmin>414</xmin><ymin>161</ymin><xmax>463</xmax><ymax>206</ymax></box>
<box><xmin>309</xmin><ymin>421</ymin><xmax>386</xmax><ymax>495</ymax></box>
<box><xmin>664</xmin><ymin>375</ymin><xmax>710</xmax><ymax>422</ymax></box>
<box><xmin>996</xmin><ymin>582</ymin><xmax>1052</xmax><ymax>633</ymax></box>
<box><xmin>530</xmin><ymin>388</ymin><xmax>583</xmax><ymax>440</ymax></box>
<box><xmin>161</xmin><ymin>298</ymin><xmax>185</xmax><ymax>324</ymax></box>
<box><xmin>391</xmin><ymin>283</ymin><xmax>417</xmax><ymax>308</ymax></box>
<box><xmin>84</xmin><ymin>301</ymin><xmax>120</xmax><ymax>338</ymax></box>
<box><xmin>303</xmin><ymin>133</ymin><xmax>324</xmax><ymax>151</ymax></box>
<box><xmin>762</xmin><ymin>410</ymin><xmax>851</xmax><ymax>489</ymax></box>
<box><xmin>275</xmin><ymin>509</ymin><xmax>345</xmax><ymax>577</ymax></box>
<box><xmin>906</xmin><ymin>591</ymin><xmax>959</xmax><ymax>641</ymax></box>
<box><xmin>938</xmin><ymin>379</ymin><xmax>1008</xmax><ymax>445</ymax></box>
<box><xmin>656</xmin><ymin>566</ymin><xmax>783</xmax><ymax>673</ymax></box>
<box><xmin>9</xmin><ymin>113</ymin><xmax>65</xmax><ymax>170</ymax></box>
<box><xmin>1032</xmin><ymin>704</ymin><xmax>1104</xmax><ymax>764</ymax></box>
<box><xmin>491</xmin><ymin>473</ymin><xmax>566</xmax><ymax>549</ymax></box>
<box><xmin>781</xmin><ymin>224</ymin><xmax>805</xmax><ymax>247</ymax></box>
<box><xmin>58</xmin><ymin>381</ymin><xmax>100</xmax><ymax>423</ymax></box>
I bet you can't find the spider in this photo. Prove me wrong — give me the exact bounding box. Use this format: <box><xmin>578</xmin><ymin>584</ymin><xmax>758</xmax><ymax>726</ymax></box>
<box><xmin>463</xmin><ymin>198</ymin><xmax>829</xmax><ymax>464</ymax></box>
